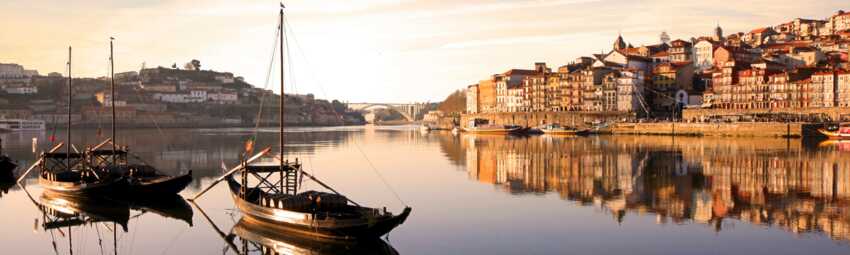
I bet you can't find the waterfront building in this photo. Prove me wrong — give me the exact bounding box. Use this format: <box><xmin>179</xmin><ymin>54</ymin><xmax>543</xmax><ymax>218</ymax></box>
<box><xmin>546</xmin><ymin>72</ymin><xmax>562</xmax><ymax>112</ymax></box>
<box><xmin>495</xmin><ymin>68</ymin><xmax>537</xmax><ymax>112</ymax></box>
<box><xmin>838</xmin><ymin>70</ymin><xmax>850</xmax><ymax>107</ymax></box>
<box><xmin>522</xmin><ymin>63</ymin><xmax>551</xmax><ymax>112</ymax></box>
<box><xmin>478</xmin><ymin>78</ymin><xmax>497</xmax><ymax>113</ymax></box>
<box><xmin>669</xmin><ymin>39</ymin><xmax>693</xmax><ymax>62</ymax></box>
<box><xmin>616</xmin><ymin>69</ymin><xmax>648</xmax><ymax>113</ymax></box>
<box><xmin>466</xmin><ymin>84</ymin><xmax>479</xmax><ymax>114</ymax></box>
<box><xmin>812</xmin><ymin>71</ymin><xmax>837</xmax><ymax>107</ymax></box>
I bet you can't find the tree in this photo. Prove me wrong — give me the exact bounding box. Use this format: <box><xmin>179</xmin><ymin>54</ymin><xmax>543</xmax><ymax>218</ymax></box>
<box><xmin>184</xmin><ymin>59</ymin><xmax>201</xmax><ymax>71</ymax></box>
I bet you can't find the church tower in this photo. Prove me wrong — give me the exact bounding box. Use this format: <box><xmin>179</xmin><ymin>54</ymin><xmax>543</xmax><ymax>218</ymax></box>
<box><xmin>613</xmin><ymin>34</ymin><xmax>626</xmax><ymax>50</ymax></box>
<box><xmin>713</xmin><ymin>24</ymin><xmax>724</xmax><ymax>41</ymax></box>
<box><xmin>660</xmin><ymin>31</ymin><xmax>671</xmax><ymax>45</ymax></box>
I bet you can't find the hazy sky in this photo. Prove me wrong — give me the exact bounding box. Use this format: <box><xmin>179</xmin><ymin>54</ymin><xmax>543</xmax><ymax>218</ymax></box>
<box><xmin>1</xmin><ymin>0</ymin><xmax>847</xmax><ymax>103</ymax></box>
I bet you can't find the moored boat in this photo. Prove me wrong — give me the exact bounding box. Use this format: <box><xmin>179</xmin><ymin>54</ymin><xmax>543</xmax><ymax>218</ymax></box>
<box><xmin>539</xmin><ymin>124</ymin><xmax>590</xmax><ymax>136</ymax></box>
<box><xmin>462</xmin><ymin>118</ymin><xmax>522</xmax><ymax>134</ymax></box>
<box><xmin>818</xmin><ymin>123</ymin><xmax>850</xmax><ymax>139</ymax></box>
<box><xmin>225</xmin><ymin>161</ymin><xmax>411</xmax><ymax>240</ymax></box>
<box><xmin>192</xmin><ymin>5</ymin><xmax>411</xmax><ymax>242</ymax></box>
<box><xmin>88</xmin><ymin>38</ymin><xmax>193</xmax><ymax>197</ymax></box>
<box><xmin>0</xmin><ymin>155</ymin><xmax>15</xmax><ymax>181</ymax></box>
<box><xmin>0</xmin><ymin>138</ymin><xmax>16</xmax><ymax>180</ymax></box>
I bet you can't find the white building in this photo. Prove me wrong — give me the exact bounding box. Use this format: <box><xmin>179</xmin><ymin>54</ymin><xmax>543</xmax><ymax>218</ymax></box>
<box><xmin>692</xmin><ymin>39</ymin><xmax>717</xmax><ymax>72</ymax></box>
<box><xmin>466</xmin><ymin>84</ymin><xmax>479</xmax><ymax>114</ymax></box>
<box><xmin>4</xmin><ymin>85</ymin><xmax>38</xmax><ymax>94</ymax></box>
<box><xmin>616</xmin><ymin>70</ymin><xmax>645</xmax><ymax>113</ymax></box>
<box><xmin>838</xmin><ymin>71</ymin><xmax>850</xmax><ymax>107</ymax></box>
<box><xmin>208</xmin><ymin>91</ymin><xmax>239</xmax><ymax>104</ymax></box>
<box><xmin>506</xmin><ymin>87</ymin><xmax>524</xmax><ymax>113</ymax></box>
<box><xmin>154</xmin><ymin>90</ymin><xmax>207</xmax><ymax>103</ymax></box>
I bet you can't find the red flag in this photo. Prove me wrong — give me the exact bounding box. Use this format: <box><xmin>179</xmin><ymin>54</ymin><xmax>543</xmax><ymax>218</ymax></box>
<box><xmin>245</xmin><ymin>139</ymin><xmax>254</xmax><ymax>154</ymax></box>
<box><xmin>49</xmin><ymin>135</ymin><xmax>56</xmax><ymax>142</ymax></box>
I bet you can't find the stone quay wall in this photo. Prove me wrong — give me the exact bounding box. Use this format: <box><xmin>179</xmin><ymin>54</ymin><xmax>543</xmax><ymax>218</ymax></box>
<box><xmin>683</xmin><ymin>107</ymin><xmax>850</xmax><ymax>121</ymax></box>
<box><xmin>461</xmin><ymin>111</ymin><xmax>631</xmax><ymax>128</ymax></box>
<box><xmin>611</xmin><ymin>122</ymin><xmax>810</xmax><ymax>137</ymax></box>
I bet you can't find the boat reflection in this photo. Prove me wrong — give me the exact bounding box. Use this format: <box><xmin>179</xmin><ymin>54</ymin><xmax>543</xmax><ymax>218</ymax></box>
<box><xmin>229</xmin><ymin>218</ymin><xmax>399</xmax><ymax>255</ymax></box>
<box><xmin>456</xmin><ymin>135</ymin><xmax>850</xmax><ymax>242</ymax></box>
<box><xmin>21</xmin><ymin>187</ymin><xmax>195</xmax><ymax>254</ymax></box>
<box><xmin>193</xmin><ymin>203</ymin><xmax>399</xmax><ymax>255</ymax></box>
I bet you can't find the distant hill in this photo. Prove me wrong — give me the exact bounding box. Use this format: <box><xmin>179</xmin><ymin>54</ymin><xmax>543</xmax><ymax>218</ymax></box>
<box><xmin>437</xmin><ymin>90</ymin><xmax>466</xmax><ymax>114</ymax></box>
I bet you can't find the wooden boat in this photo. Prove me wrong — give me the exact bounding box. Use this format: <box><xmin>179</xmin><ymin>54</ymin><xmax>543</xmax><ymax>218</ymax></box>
<box><xmin>88</xmin><ymin>38</ymin><xmax>193</xmax><ymax>197</ymax></box>
<box><xmin>0</xmin><ymin>137</ymin><xmax>16</xmax><ymax>180</ymax></box>
<box><xmin>462</xmin><ymin>118</ymin><xmax>522</xmax><ymax>134</ymax></box>
<box><xmin>539</xmin><ymin>124</ymin><xmax>590</xmax><ymax>136</ymax></box>
<box><xmin>818</xmin><ymin>123</ymin><xmax>850</xmax><ymax>139</ymax></box>
<box><xmin>226</xmin><ymin>163</ymin><xmax>411</xmax><ymax>240</ymax></box>
<box><xmin>37</xmin><ymin>151</ymin><xmax>128</xmax><ymax>197</ymax></box>
<box><xmin>192</xmin><ymin>5</ymin><xmax>411</xmax><ymax>242</ymax></box>
<box><xmin>0</xmin><ymin>155</ymin><xmax>15</xmax><ymax>181</ymax></box>
<box><xmin>29</xmin><ymin>48</ymin><xmax>128</xmax><ymax>198</ymax></box>
<box><xmin>230</xmin><ymin>216</ymin><xmax>400</xmax><ymax>255</ymax></box>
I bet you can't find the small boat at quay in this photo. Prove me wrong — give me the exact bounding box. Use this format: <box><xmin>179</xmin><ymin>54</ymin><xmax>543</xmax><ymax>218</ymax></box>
<box><xmin>0</xmin><ymin>138</ymin><xmax>16</xmax><ymax>180</ymax></box>
<box><xmin>818</xmin><ymin>123</ymin><xmax>850</xmax><ymax>139</ymax></box>
<box><xmin>462</xmin><ymin>118</ymin><xmax>522</xmax><ymax>134</ymax></box>
<box><xmin>539</xmin><ymin>124</ymin><xmax>590</xmax><ymax>136</ymax></box>
<box><xmin>192</xmin><ymin>4</ymin><xmax>411</xmax><ymax>242</ymax></box>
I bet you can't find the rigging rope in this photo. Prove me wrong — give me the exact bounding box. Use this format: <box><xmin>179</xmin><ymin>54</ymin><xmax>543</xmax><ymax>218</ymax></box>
<box><xmin>283</xmin><ymin>16</ymin><xmax>407</xmax><ymax>206</ymax></box>
<box><xmin>251</xmin><ymin>15</ymin><xmax>282</xmax><ymax>144</ymax></box>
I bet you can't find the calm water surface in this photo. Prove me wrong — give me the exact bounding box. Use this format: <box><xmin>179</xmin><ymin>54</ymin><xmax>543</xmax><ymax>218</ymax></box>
<box><xmin>1</xmin><ymin>126</ymin><xmax>850</xmax><ymax>254</ymax></box>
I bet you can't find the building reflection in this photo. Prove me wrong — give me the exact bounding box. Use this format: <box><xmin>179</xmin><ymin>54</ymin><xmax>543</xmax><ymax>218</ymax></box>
<box><xmin>459</xmin><ymin>135</ymin><xmax>850</xmax><ymax>242</ymax></box>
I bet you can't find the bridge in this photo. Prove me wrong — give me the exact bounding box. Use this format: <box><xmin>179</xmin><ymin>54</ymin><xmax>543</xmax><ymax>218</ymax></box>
<box><xmin>347</xmin><ymin>102</ymin><xmax>428</xmax><ymax>122</ymax></box>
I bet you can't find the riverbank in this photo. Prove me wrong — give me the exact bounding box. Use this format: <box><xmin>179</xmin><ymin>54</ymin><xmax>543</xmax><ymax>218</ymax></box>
<box><xmin>460</xmin><ymin>112</ymin><xmax>829</xmax><ymax>138</ymax></box>
<box><xmin>609</xmin><ymin>122</ymin><xmax>826</xmax><ymax>138</ymax></box>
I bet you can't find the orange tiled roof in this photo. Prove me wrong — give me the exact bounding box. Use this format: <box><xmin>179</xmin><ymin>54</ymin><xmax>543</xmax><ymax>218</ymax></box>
<box><xmin>750</xmin><ymin>27</ymin><xmax>772</xmax><ymax>34</ymax></box>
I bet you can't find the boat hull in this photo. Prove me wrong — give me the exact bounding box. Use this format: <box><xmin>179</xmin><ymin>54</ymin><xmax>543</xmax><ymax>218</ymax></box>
<box><xmin>542</xmin><ymin>129</ymin><xmax>590</xmax><ymax>136</ymax></box>
<box><xmin>461</xmin><ymin>126</ymin><xmax>522</xmax><ymax>134</ymax></box>
<box><xmin>0</xmin><ymin>157</ymin><xmax>15</xmax><ymax>180</ymax></box>
<box><xmin>818</xmin><ymin>128</ymin><xmax>850</xmax><ymax>140</ymax></box>
<box><xmin>126</xmin><ymin>171</ymin><xmax>193</xmax><ymax>196</ymax></box>
<box><xmin>38</xmin><ymin>175</ymin><xmax>128</xmax><ymax>197</ymax></box>
<box><xmin>227</xmin><ymin>176</ymin><xmax>411</xmax><ymax>241</ymax></box>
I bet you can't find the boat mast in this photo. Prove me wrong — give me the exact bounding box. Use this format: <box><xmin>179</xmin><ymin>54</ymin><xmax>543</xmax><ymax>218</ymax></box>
<box><xmin>110</xmin><ymin>38</ymin><xmax>116</xmax><ymax>160</ymax></box>
<box><xmin>67</xmin><ymin>46</ymin><xmax>72</xmax><ymax>170</ymax></box>
<box><xmin>279</xmin><ymin>5</ymin><xmax>286</xmax><ymax>193</ymax></box>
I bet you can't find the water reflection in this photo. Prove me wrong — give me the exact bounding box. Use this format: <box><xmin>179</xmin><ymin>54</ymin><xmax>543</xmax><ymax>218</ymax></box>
<box><xmin>194</xmin><ymin>203</ymin><xmax>399</xmax><ymax>255</ymax></box>
<box><xmin>457</xmin><ymin>134</ymin><xmax>850</xmax><ymax>243</ymax></box>
<box><xmin>21</xmin><ymin>186</ymin><xmax>194</xmax><ymax>255</ymax></box>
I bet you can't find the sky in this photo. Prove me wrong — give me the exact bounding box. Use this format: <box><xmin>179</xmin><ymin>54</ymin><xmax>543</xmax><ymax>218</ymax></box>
<box><xmin>1</xmin><ymin>0</ymin><xmax>848</xmax><ymax>103</ymax></box>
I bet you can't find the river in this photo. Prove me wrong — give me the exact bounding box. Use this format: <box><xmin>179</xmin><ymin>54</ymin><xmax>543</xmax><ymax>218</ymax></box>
<box><xmin>1</xmin><ymin>126</ymin><xmax>849</xmax><ymax>254</ymax></box>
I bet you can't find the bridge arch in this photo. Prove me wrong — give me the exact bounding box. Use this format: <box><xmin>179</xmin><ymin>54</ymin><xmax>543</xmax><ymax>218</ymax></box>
<box><xmin>355</xmin><ymin>104</ymin><xmax>415</xmax><ymax>122</ymax></box>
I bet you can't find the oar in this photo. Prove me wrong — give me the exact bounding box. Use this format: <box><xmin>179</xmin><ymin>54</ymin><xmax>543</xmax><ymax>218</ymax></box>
<box><xmin>190</xmin><ymin>147</ymin><xmax>271</xmax><ymax>201</ymax></box>
<box><xmin>91</xmin><ymin>138</ymin><xmax>112</xmax><ymax>151</ymax></box>
<box><xmin>17</xmin><ymin>142</ymin><xmax>65</xmax><ymax>184</ymax></box>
